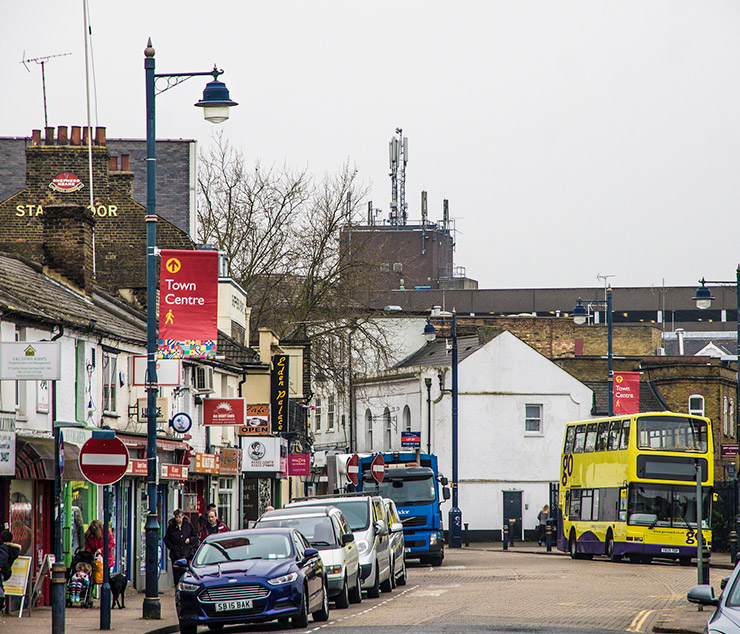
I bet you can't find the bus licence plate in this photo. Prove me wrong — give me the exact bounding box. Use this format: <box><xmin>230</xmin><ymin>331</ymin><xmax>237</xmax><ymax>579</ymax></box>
<box><xmin>215</xmin><ymin>599</ymin><xmax>252</xmax><ymax>611</ymax></box>
<box><xmin>661</xmin><ymin>548</ymin><xmax>680</xmax><ymax>554</ymax></box>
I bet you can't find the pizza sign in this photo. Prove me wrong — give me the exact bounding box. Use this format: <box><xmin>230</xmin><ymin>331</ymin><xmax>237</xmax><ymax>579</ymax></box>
<box><xmin>49</xmin><ymin>172</ymin><xmax>84</xmax><ymax>193</ymax></box>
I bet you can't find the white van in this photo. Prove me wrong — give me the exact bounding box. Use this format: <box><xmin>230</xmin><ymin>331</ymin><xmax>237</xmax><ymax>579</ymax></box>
<box><xmin>287</xmin><ymin>495</ymin><xmax>392</xmax><ymax>598</ymax></box>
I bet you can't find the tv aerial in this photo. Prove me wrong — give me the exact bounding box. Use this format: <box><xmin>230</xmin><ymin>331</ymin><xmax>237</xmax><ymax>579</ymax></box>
<box><xmin>21</xmin><ymin>51</ymin><xmax>72</xmax><ymax>128</ymax></box>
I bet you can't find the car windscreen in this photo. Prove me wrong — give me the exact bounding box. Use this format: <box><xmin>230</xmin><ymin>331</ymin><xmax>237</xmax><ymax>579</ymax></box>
<box><xmin>376</xmin><ymin>476</ymin><xmax>436</xmax><ymax>505</ymax></box>
<box><xmin>192</xmin><ymin>533</ymin><xmax>293</xmax><ymax>566</ymax></box>
<box><xmin>326</xmin><ymin>501</ymin><xmax>369</xmax><ymax>531</ymax></box>
<box><xmin>255</xmin><ymin>517</ymin><xmax>338</xmax><ymax>549</ymax></box>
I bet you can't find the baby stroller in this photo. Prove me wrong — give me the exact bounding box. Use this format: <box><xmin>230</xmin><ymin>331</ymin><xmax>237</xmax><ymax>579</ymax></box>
<box><xmin>66</xmin><ymin>549</ymin><xmax>95</xmax><ymax>608</ymax></box>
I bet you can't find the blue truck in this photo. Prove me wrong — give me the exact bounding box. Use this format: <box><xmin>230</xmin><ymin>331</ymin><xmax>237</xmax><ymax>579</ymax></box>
<box><xmin>357</xmin><ymin>452</ymin><xmax>450</xmax><ymax>566</ymax></box>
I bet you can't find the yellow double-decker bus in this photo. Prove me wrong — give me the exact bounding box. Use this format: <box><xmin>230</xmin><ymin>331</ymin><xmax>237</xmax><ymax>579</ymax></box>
<box><xmin>557</xmin><ymin>411</ymin><xmax>713</xmax><ymax>564</ymax></box>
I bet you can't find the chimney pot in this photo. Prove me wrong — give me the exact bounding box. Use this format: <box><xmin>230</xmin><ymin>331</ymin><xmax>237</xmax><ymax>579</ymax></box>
<box><xmin>120</xmin><ymin>154</ymin><xmax>130</xmax><ymax>171</ymax></box>
<box><xmin>71</xmin><ymin>126</ymin><xmax>81</xmax><ymax>145</ymax></box>
<box><xmin>44</xmin><ymin>126</ymin><xmax>55</xmax><ymax>145</ymax></box>
<box><xmin>109</xmin><ymin>156</ymin><xmax>118</xmax><ymax>171</ymax></box>
<box><xmin>31</xmin><ymin>130</ymin><xmax>41</xmax><ymax>146</ymax></box>
<box><xmin>82</xmin><ymin>126</ymin><xmax>90</xmax><ymax>146</ymax></box>
<box><xmin>57</xmin><ymin>126</ymin><xmax>68</xmax><ymax>145</ymax></box>
<box><xmin>95</xmin><ymin>126</ymin><xmax>106</xmax><ymax>146</ymax></box>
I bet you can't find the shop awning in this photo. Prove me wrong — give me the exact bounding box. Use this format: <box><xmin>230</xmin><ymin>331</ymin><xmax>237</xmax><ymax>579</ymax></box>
<box><xmin>15</xmin><ymin>430</ymin><xmax>90</xmax><ymax>481</ymax></box>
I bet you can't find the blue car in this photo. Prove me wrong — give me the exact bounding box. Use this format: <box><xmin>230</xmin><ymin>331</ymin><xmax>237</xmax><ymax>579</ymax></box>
<box><xmin>175</xmin><ymin>527</ymin><xmax>330</xmax><ymax>632</ymax></box>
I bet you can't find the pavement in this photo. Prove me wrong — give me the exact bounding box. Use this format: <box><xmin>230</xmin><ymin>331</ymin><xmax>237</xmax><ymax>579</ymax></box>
<box><xmin>0</xmin><ymin>543</ymin><xmax>731</xmax><ymax>633</ymax></box>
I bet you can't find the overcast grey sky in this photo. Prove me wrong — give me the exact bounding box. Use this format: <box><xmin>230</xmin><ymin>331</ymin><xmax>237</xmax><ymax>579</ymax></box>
<box><xmin>4</xmin><ymin>1</ymin><xmax>740</xmax><ymax>290</ymax></box>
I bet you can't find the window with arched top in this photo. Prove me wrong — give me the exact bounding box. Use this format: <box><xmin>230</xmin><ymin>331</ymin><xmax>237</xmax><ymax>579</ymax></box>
<box><xmin>688</xmin><ymin>395</ymin><xmax>705</xmax><ymax>418</ymax></box>
<box><xmin>403</xmin><ymin>405</ymin><xmax>411</xmax><ymax>433</ymax></box>
<box><xmin>384</xmin><ymin>407</ymin><xmax>392</xmax><ymax>450</ymax></box>
<box><xmin>365</xmin><ymin>409</ymin><xmax>373</xmax><ymax>451</ymax></box>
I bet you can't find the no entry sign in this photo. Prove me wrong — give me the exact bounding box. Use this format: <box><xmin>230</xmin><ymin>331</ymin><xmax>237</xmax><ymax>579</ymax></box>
<box><xmin>79</xmin><ymin>436</ymin><xmax>130</xmax><ymax>485</ymax></box>
<box><xmin>346</xmin><ymin>454</ymin><xmax>359</xmax><ymax>486</ymax></box>
<box><xmin>370</xmin><ymin>453</ymin><xmax>385</xmax><ymax>484</ymax></box>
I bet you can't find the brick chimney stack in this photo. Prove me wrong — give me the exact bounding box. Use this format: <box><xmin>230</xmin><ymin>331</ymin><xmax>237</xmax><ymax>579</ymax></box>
<box><xmin>41</xmin><ymin>204</ymin><xmax>96</xmax><ymax>295</ymax></box>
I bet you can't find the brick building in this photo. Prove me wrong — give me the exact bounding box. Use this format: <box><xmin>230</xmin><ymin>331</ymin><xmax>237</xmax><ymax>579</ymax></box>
<box><xmin>0</xmin><ymin>126</ymin><xmax>193</xmax><ymax>302</ymax></box>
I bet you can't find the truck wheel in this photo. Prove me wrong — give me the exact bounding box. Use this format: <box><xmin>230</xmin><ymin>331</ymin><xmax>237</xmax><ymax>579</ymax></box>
<box><xmin>431</xmin><ymin>553</ymin><xmax>444</xmax><ymax>567</ymax></box>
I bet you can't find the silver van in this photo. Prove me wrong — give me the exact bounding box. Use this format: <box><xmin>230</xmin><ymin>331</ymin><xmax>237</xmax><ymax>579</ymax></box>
<box><xmin>287</xmin><ymin>495</ymin><xmax>392</xmax><ymax>598</ymax></box>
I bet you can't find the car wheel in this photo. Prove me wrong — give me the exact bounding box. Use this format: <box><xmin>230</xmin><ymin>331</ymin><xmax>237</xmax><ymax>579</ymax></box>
<box><xmin>334</xmin><ymin>575</ymin><xmax>350</xmax><ymax>609</ymax></box>
<box><xmin>397</xmin><ymin>557</ymin><xmax>407</xmax><ymax>586</ymax></box>
<box><xmin>430</xmin><ymin>553</ymin><xmax>444</xmax><ymax>567</ymax></box>
<box><xmin>349</xmin><ymin>571</ymin><xmax>363</xmax><ymax>604</ymax></box>
<box><xmin>179</xmin><ymin>623</ymin><xmax>197</xmax><ymax>634</ymax></box>
<box><xmin>380</xmin><ymin>562</ymin><xmax>393</xmax><ymax>593</ymax></box>
<box><xmin>389</xmin><ymin>557</ymin><xmax>397</xmax><ymax>589</ymax></box>
<box><xmin>291</xmin><ymin>587</ymin><xmax>309</xmax><ymax>629</ymax></box>
<box><xmin>367</xmin><ymin>562</ymin><xmax>380</xmax><ymax>598</ymax></box>
<box><xmin>312</xmin><ymin>580</ymin><xmax>330</xmax><ymax>622</ymax></box>
<box><xmin>206</xmin><ymin>625</ymin><xmax>224</xmax><ymax>631</ymax></box>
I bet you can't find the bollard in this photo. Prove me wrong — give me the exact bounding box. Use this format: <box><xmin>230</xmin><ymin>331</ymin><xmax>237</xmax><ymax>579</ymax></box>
<box><xmin>731</xmin><ymin>530</ymin><xmax>738</xmax><ymax>565</ymax></box>
<box><xmin>503</xmin><ymin>523</ymin><xmax>509</xmax><ymax>550</ymax></box>
<box><xmin>464</xmin><ymin>522</ymin><xmax>469</xmax><ymax>547</ymax></box>
<box><xmin>545</xmin><ymin>521</ymin><xmax>552</xmax><ymax>552</ymax></box>
<box><xmin>701</xmin><ymin>545</ymin><xmax>710</xmax><ymax>585</ymax></box>
<box><xmin>51</xmin><ymin>562</ymin><xmax>66</xmax><ymax>634</ymax></box>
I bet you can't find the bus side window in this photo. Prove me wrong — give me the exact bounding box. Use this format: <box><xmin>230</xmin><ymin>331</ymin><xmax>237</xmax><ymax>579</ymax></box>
<box><xmin>573</xmin><ymin>425</ymin><xmax>586</xmax><ymax>453</ymax></box>
<box><xmin>619</xmin><ymin>489</ymin><xmax>627</xmax><ymax>522</ymax></box>
<box><xmin>592</xmin><ymin>489</ymin><xmax>600</xmax><ymax>520</ymax></box>
<box><xmin>620</xmin><ymin>420</ymin><xmax>630</xmax><ymax>450</ymax></box>
<box><xmin>570</xmin><ymin>489</ymin><xmax>582</xmax><ymax>520</ymax></box>
<box><xmin>564</xmin><ymin>426</ymin><xmax>576</xmax><ymax>454</ymax></box>
<box><xmin>607</xmin><ymin>421</ymin><xmax>621</xmax><ymax>450</ymax></box>
<box><xmin>584</xmin><ymin>423</ymin><xmax>597</xmax><ymax>452</ymax></box>
<box><xmin>581</xmin><ymin>490</ymin><xmax>593</xmax><ymax>520</ymax></box>
<box><xmin>565</xmin><ymin>490</ymin><xmax>570</xmax><ymax>517</ymax></box>
<box><xmin>596</xmin><ymin>422</ymin><xmax>609</xmax><ymax>451</ymax></box>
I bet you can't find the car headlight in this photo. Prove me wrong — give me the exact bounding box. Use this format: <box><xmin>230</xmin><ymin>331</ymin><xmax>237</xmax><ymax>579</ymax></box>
<box><xmin>326</xmin><ymin>565</ymin><xmax>343</xmax><ymax>575</ymax></box>
<box><xmin>267</xmin><ymin>572</ymin><xmax>298</xmax><ymax>586</ymax></box>
<box><xmin>177</xmin><ymin>580</ymin><xmax>201</xmax><ymax>593</ymax></box>
<box><xmin>356</xmin><ymin>540</ymin><xmax>370</xmax><ymax>555</ymax></box>
<box><xmin>430</xmin><ymin>533</ymin><xmax>438</xmax><ymax>545</ymax></box>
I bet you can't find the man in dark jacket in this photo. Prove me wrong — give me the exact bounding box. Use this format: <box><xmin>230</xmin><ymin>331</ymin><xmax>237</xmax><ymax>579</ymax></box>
<box><xmin>199</xmin><ymin>509</ymin><xmax>229</xmax><ymax>542</ymax></box>
<box><xmin>164</xmin><ymin>510</ymin><xmax>198</xmax><ymax>584</ymax></box>
<box><xmin>0</xmin><ymin>530</ymin><xmax>21</xmax><ymax>610</ymax></box>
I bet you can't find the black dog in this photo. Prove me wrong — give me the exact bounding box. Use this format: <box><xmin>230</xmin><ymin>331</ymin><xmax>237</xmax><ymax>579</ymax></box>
<box><xmin>109</xmin><ymin>573</ymin><xmax>128</xmax><ymax>609</ymax></box>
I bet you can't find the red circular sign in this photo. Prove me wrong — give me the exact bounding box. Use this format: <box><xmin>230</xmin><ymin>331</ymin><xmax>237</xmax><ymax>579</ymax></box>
<box><xmin>79</xmin><ymin>437</ymin><xmax>130</xmax><ymax>485</ymax></box>
<box><xmin>371</xmin><ymin>453</ymin><xmax>385</xmax><ymax>484</ymax></box>
<box><xmin>346</xmin><ymin>454</ymin><xmax>360</xmax><ymax>486</ymax></box>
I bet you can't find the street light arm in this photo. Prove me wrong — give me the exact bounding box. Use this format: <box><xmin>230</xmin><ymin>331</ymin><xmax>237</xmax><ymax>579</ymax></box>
<box><xmin>153</xmin><ymin>67</ymin><xmax>225</xmax><ymax>97</ymax></box>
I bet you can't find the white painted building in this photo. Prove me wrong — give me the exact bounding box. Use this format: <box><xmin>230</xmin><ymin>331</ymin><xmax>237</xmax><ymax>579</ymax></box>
<box><xmin>354</xmin><ymin>330</ymin><xmax>593</xmax><ymax>540</ymax></box>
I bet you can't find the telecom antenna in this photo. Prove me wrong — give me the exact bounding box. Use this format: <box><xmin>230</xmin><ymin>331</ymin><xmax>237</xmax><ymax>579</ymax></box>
<box><xmin>21</xmin><ymin>51</ymin><xmax>72</xmax><ymax>128</ymax></box>
<box><xmin>388</xmin><ymin>128</ymin><xmax>409</xmax><ymax>225</ymax></box>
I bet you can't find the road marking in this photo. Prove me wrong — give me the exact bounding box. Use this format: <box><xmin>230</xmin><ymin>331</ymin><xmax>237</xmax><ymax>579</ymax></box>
<box><xmin>627</xmin><ymin>609</ymin><xmax>654</xmax><ymax>632</ymax></box>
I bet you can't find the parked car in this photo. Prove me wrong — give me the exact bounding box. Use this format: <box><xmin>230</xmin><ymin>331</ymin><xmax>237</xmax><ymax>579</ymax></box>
<box><xmin>687</xmin><ymin>569</ymin><xmax>736</xmax><ymax>632</ymax></box>
<box><xmin>383</xmin><ymin>498</ymin><xmax>407</xmax><ymax>587</ymax></box>
<box><xmin>254</xmin><ymin>505</ymin><xmax>362</xmax><ymax>608</ymax></box>
<box><xmin>287</xmin><ymin>495</ymin><xmax>392</xmax><ymax>598</ymax></box>
<box><xmin>175</xmin><ymin>527</ymin><xmax>330</xmax><ymax>632</ymax></box>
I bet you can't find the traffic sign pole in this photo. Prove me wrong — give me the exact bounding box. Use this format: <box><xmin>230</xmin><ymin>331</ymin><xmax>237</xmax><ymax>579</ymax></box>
<box><xmin>101</xmin><ymin>484</ymin><xmax>111</xmax><ymax>630</ymax></box>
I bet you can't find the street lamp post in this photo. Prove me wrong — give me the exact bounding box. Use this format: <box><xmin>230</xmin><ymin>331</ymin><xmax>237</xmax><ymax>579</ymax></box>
<box><xmin>692</xmin><ymin>268</ymin><xmax>740</xmax><ymax>563</ymax></box>
<box><xmin>572</xmin><ymin>286</ymin><xmax>614</xmax><ymax>416</ymax></box>
<box><xmin>423</xmin><ymin>311</ymin><xmax>462</xmax><ymax>548</ymax></box>
<box><xmin>143</xmin><ymin>39</ymin><xmax>236</xmax><ymax>619</ymax></box>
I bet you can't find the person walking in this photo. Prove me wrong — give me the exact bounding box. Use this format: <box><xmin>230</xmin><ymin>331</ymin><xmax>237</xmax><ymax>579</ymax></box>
<box><xmin>536</xmin><ymin>505</ymin><xmax>550</xmax><ymax>546</ymax></box>
<box><xmin>199</xmin><ymin>508</ymin><xmax>229</xmax><ymax>542</ymax></box>
<box><xmin>164</xmin><ymin>509</ymin><xmax>198</xmax><ymax>584</ymax></box>
<box><xmin>198</xmin><ymin>503</ymin><xmax>217</xmax><ymax>534</ymax></box>
<box><xmin>0</xmin><ymin>530</ymin><xmax>21</xmax><ymax>611</ymax></box>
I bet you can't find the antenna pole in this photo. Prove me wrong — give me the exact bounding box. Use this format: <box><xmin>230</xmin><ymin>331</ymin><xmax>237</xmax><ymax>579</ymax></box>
<box><xmin>20</xmin><ymin>51</ymin><xmax>71</xmax><ymax>127</ymax></box>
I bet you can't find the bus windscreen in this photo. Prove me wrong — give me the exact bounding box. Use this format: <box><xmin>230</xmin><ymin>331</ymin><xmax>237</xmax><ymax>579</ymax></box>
<box><xmin>636</xmin><ymin>415</ymin><xmax>708</xmax><ymax>452</ymax></box>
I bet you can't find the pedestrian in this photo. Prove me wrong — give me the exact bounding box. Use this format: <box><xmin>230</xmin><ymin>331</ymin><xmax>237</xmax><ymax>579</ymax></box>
<box><xmin>85</xmin><ymin>519</ymin><xmax>116</xmax><ymax>573</ymax></box>
<box><xmin>0</xmin><ymin>530</ymin><xmax>21</xmax><ymax>611</ymax></box>
<box><xmin>199</xmin><ymin>508</ymin><xmax>229</xmax><ymax>542</ymax></box>
<box><xmin>164</xmin><ymin>509</ymin><xmax>199</xmax><ymax>584</ymax></box>
<box><xmin>536</xmin><ymin>505</ymin><xmax>550</xmax><ymax>546</ymax></box>
<box><xmin>198</xmin><ymin>503</ymin><xmax>217</xmax><ymax>533</ymax></box>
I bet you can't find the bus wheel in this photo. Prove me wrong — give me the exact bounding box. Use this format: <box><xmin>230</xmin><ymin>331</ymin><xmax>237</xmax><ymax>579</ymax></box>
<box><xmin>606</xmin><ymin>534</ymin><xmax>622</xmax><ymax>562</ymax></box>
<box><xmin>569</xmin><ymin>531</ymin><xmax>579</xmax><ymax>559</ymax></box>
<box><xmin>679</xmin><ymin>556</ymin><xmax>692</xmax><ymax>567</ymax></box>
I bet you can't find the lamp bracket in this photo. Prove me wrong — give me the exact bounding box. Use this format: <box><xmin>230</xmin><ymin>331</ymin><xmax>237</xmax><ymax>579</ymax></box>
<box><xmin>154</xmin><ymin>68</ymin><xmax>223</xmax><ymax>97</ymax></box>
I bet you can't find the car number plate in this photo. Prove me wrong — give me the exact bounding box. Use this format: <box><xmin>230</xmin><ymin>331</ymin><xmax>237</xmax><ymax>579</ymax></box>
<box><xmin>215</xmin><ymin>599</ymin><xmax>253</xmax><ymax>611</ymax></box>
<box><xmin>661</xmin><ymin>548</ymin><xmax>680</xmax><ymax>554</ymax></box>
<box><xmin>404</xmin><ymin>547</ymin><xmax>411</xmax><ymax>553</ymax></box>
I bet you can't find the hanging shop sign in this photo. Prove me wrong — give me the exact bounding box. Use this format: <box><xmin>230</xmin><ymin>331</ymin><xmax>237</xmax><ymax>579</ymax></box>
<box><xmin>219</xmin><ymin>447</ymin><xmax>241</xmax><ymax>475</ymax></box>
<box><xmin>0</xmin><ymin>429</ymin><xmax>15</xmax><ymax>477</ymax></box>
<box><xmin>137</xmin><ymin>397</ymin><xmax>169</xmax><ymax>423</ymax></box>
<box><xmin>158</xmin><ymin>250</ymin><xmax>218</xmax><ymax>359</ymax></box>
<box><xmin>161</xmin><ymin>464</ymin><xmax>188</xmax><ymax>480</ymax></box>
<box><xmin>0</xmin><ymin>342</ymin><xmax>61</xmax><ymax>380</ymax></box>
<box><xmin>288</xmin><ymin>453</ymin><xmax>311</xmax><ymax>476</ymax></box>
<box><xmin>132</xmin><ymin>356</ymin><xmax>182</xmax><ymax>386</ymax></box>
<box><xmin>238</xmin><ymin>404</ymin><xmax>270</xmax><ymax>435</ymax></box>
<box><xmin>125</xmin><ymin>459</ymin><xmax>148</xmax><ymax>477</ymax></box>
<box><xmin>242</xmin><ymin>437</ymin><xmax>282</xmax><ymax>473</ymax></box>
<box><xmin>613</xmin><ymin>371</ymin><xmax>640</xmax><ymax>415</ymax></box>
<box><xmin>271</xmin><ymin>355</ymin><xmax>289</xmax><ymax>434</ymax></box>
<box><xmin>193</xmin><ymin>452</ymin><xmax>221</xmax><ymax>474</ymax></box>
<box><xmin>203</xmin><ymin>398</ymin><xmax>246</xmax><ymax>426</ymax></box>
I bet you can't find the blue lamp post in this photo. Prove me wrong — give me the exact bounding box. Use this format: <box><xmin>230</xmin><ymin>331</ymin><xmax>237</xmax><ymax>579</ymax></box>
<box><xmin>423</xmin><ymin>311</ymin><xmax>462</xmax><ymax>548</ymax></box>
<box><xmin>143</xmin><ymin>39</ymin><xmax>236</xmax><ymax>619</ymax></box>
<box><xmin>572</xmin><ymin>286</ymin><xmax>614</xmax><ymax>416</ymax></box>
<box><xmin>693</xmin><ymin>268</ymin><xmax>740</xmax><ymax>563</ymax></box>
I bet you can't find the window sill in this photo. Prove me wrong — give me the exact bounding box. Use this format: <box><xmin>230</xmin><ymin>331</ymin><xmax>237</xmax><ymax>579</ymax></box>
<box><xmin>103</xmin><ymin>411</ymin><xmax>121</xmax><ymax>419</ymax></box>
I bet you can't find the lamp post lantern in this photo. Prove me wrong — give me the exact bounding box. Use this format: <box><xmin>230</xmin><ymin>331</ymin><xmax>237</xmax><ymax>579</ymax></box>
<box><xmin>692</xmin><ymin>267</ymin><xmax>740</xmax><ymax>563</ymax></box>
<box><xmin>572</xmin><ymin>286</ymin><xmax>614</xmax><ymax>417</ymax></box>
<box><xmin>143</xmin><ymin>39</ymin><xmax>236</xmax><ymax>619</ymax></box>
<box><xmin>423</xmin><ymin>311</ymin><xmax>462</xmax><ymax>548</ymax></box>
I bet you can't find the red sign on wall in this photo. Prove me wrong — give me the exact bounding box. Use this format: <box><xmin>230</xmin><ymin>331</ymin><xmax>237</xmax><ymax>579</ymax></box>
<box><xmin>613</xmin><ymin>372</ymin><xmax>640</xmax><ymax>415</ymax></box>
<box><xmin>204</xmin><ymin>398</ymin><xmax>246</xmax><ymax>426</ymax></box>
<box><xmin>158</xmin><ymin>250</ymin><xmax>218</xmax><ymax>359</ymax></box>
<box><xmin>722</xmin><ymin>444</ymin><xmax>739</xmax><ymax>459</ymax></box>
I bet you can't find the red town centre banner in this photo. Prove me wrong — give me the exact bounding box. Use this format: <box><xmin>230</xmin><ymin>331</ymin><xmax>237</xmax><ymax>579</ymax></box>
<box><xmin>203</xmin><ymin>398</ymin><xmax>246</xmax><ymax>426</ymax></box>
<box><xmin>613</xmin><ymin>371</ymin><xmax>640</xmax><ymax>415</ymax></box>
<box><xmin>158</xmin><ymin>250</ymin><xmax>218</xmax><ymax>359</ymax></box>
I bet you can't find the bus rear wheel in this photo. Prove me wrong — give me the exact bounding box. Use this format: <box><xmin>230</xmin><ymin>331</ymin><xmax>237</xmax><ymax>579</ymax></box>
<box><xmin>569</xmin><ymin>531</ymin><xmax>579</xmax><ymax>559</ymax></box>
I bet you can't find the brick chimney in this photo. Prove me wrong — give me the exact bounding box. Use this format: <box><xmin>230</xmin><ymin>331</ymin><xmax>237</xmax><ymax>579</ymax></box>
<box><xmin>41</xmin><ymin>204</ymin><xmax>96</xmax><ymax>295</ymax></box>
<box><xmin>108</xmin><ymin>153</ymin><xmax>135</xmax><ymax>196</ymax></box>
